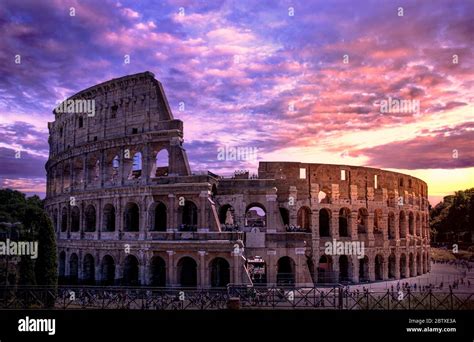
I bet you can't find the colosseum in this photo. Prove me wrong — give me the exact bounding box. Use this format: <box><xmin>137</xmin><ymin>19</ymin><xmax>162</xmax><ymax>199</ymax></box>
<box><xmin>44</xmin><ymin>71</ymin><xmax>430</xmax><ymax>288</ymax></box>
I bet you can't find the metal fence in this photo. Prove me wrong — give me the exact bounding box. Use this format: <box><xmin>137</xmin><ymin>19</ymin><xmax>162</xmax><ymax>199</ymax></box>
<box><xmin>0</xmin><ymin>285</ymin><xmax>473</xmax><ymax>310</ymax></box>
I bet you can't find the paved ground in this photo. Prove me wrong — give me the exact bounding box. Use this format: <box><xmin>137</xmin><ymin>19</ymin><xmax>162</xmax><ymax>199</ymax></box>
<box><xmin>347</xmin><ymin>262</ymin><xmax>474</xmax><ymax>293</ymax></box>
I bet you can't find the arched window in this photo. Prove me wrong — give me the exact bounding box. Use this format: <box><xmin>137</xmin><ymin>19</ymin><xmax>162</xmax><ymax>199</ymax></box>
<box><xmin>61</xmin><ymin>207</ymin><xmax>68</xmax><ymax>232</ymax></box>
<box><xmin>82</xmin><ymin>254</ymin><xmax>95</xmax><ymax>285</ymax></box>
<box><xmin>339</xmin><ymin>208</ymin><xmax>350</xmax><ymax>237</ymax></box>
<box><xmin>297</xmin><ymin>206</ymin><xmax>311</xmax><ymax>231</ymax></box>
<box><xmin>150</xmin><ymin>256</ymin><xmax>166</xmax><ymax>286</ymax></box>
<box><xmin>85</xmin><ymin>205</ymin><xmax>96</xmax><ymax>232</ymax></box>
<box><xmin>210</xmin><ymin>257</ymin><xmax>230</xmax><ymax>287</ymax></box>
<box><xmin>129</xmin><ymin>152</ymin><xmax>142</xmax><ymax>179</ymax></box>
<box><xmin>153</xmin><ymin>202</ymin><xmax>167</xmax><ymax>231</ymax></box>
<box><xmin>357</xmin><ymin>208</ymin><xmax>368</xmax><ymax>234</ymax></box>
<box><xmin>178</xmin><ymin>257</ymin><xmax>197</xmax><ymax>287</ymax></box>
<box><xmin>152</xmin><ymin>149</ymin><xmax>169</xmax><ymax>177</ymax></box>
<box><xmin>179</xmin><ymin>201</ymin><xmax>198</xmax><ymax>231</ymax></box>
<box><xmin>245</xmin><ymin>203</ymin><xmax>266</xmax><ymax>228</ymax></box>
<box><xmin>124</xmin><ymin>202</ymin><xmax>139</xmax><ymax>232</ymax></box>
<box><xmin>388</xmin><ymin>212</ymin><xmax>396</xmax><ymax>240</ymax></box>
<box><xmin>399</xmin><ymin>211</ymin><xmax>407</xmax><ymax>238</ymax></box>
<box><xmin>122</xmin><ymin>255</ymin><xmax>139</xmax><ymax>286</ymax></box>
<box><xmin>277</xmin><ymin>256</ymin><xmax>295</xmax><ymax>285</ymax></box>
<box><xmin>101</xmin><ymin>255</ymin><xmax>115</xmax><ymax>286</ymax></box>
<box><xmin>71</xmin><ymin>206</ymin><xmax>80</xmax><ymax>232</ymax></box>
<box><xmin>319</xmin><ymin>208</ymin><xmax>330</xmax><ymax>237</ymax></box>
<box><xmin>103</xmin><ymin>204</ymin><xmax>116</xmax><ymax>232</ymax></box>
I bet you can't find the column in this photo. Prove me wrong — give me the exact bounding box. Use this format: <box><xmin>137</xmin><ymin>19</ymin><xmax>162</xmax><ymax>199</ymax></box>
<box><xmin>331</xmin><ymin>211</ymin><xmax>339</xmax><ymax>240</ymax></box>
<box><xmin>166</xmin><ymin>251</ymin><xmax>176</xmax><ymax>286</ymax></box>
<box><xmin>394</xmin><ymin>253</ymin><xmax>400</xmax><ymax>279</ymax></box>
<box><xmin>198</xmin><ymin>191</ymin><xmax>209</xmax><ymax>232</ymax></box>
<box><xmin>266</xmin><ymin>194</ymin><xmax>278</xmax><ymax>232</ymax></box>
<box><xmin>198</xmin><ymin>250</ymin><xmax>206</xmax><ymax>288</ymax></box>
<box><xmin>167</xmin><ymin>194</ymin><xmax>176</xmax><ymax>231</ymax></box>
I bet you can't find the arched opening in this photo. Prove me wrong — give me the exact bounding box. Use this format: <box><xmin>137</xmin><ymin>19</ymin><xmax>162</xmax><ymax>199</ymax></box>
<box><xmin>179</xmin><ymin>200</ymin><xmax>198</xmax><ymax>230</ymax></box>
<box><xmin>399</xmin><ymin>211</ymin><xmax>406</xmax><ymax>238</ymax></box>
<box><xmin>129</xmin><ymin>152</ymin><xmax>142</xmax><ymax>179</ymax></box>
<box><xmin>245</xmin><ymin>203</ymin><xmax>266</xmax><ymax>228</ymax></box>
<box><xmin>150</xmin><ymin>256</ymin><xmax>166</xmax><ymax>286</ymax></box>
<box><xmin>297</xmin><ymin>206</ymin><xmax>311</xmax><ymax>231</ymax></box>
<box><xmin>59</xmin><ymin>251</ymin><xmax>66</xmax><ymax>283</ymax></box>
<box><xmin>122</xmin><ymin>255</ymin><xmax>139</xmax><ymax>286</ymax></box>
<box><xmin>400</xmin><ymin>254</ymin><xmax>407</xmax><ymax>278</ymax></box>
<box><xmin>318</xmin><ymin>191</ymin><xmax>328</xmax><ymax>204</ymax></box>
<box><xmin>357</xmin><ymin>208</ymin><xmax>368</xmax><ymax>234</ymax></box>
<box><xmin>101</xmin><ymin>255</ymin><xmax>115</xmax><ymax>285</ymax></box>
<box><xmin>277</xmin><ymin>256</ymin><xmax>295</xmax><ymax>286</ymax></box>
<box><xmin>178</xmin><ymin>257</ymin><xmax>197</xmax><ymax>287</ymax></box>
<box><xmin>279</xmin><ymin>207</ymin><xmax>290</xmax><ymax>226</ymax></box>
<box><xmin>61</xmin><ymin>207</ymin><xmax>68</xmax><ymax>232</ymax></box>
<box><xmin>319</xmin><ymin>208</ymin><xmax>330</xmax><ymax>237</ymax></box>
<box><xmin>69</xmin><ymin>253</ymin><xmax>79</xmax><ymax>284</ymax></box>
<box><xmin>103</xmin><ymin>204</ymin><xmax>115</xmax><ymax>232</ymax></box>
<box><xmin>317</xmin><ymin>255</ymin><xmax>333</xmax><ymax>283</ymax></box>
<box><xmin>339</xmin><ymin>255</ymin><xmax>350</xmax><ymax>282</ymax></box>
<box><xmin>409</xmin><ymin>253</ymin><xmax>415</xmax><ymax>277</ymax></box>
<box><xmin>375</xmin><ymin>254</ymin><xmax>384</xmax><ymax>280</ymax></box>
<box><xmin>219</xmin><ymin>204</ymin><xmax>234</xmax><ymax>225</ymax></box>
<box><xmin>339</xmin><ymin>208</ymin><xmax>350</xmax><ymax>237</ymax></box>
<box><xmin>85</xmin><ymin>205</ymin><xmax>96</xmax><ymax>232</ymax></box>
<box><xmin>87</xmin><ymin>158</ymin><xmax>100</xmax><ymax>184</ymax></box>
<box><xmin>82</xmin><ymin>254</ymin><xmax>95</xmax><ymax>285</ymax></box>
<box><xmin>416</xmin><ymin>213</ymin><xmax>421</xmax><ymax>236</ymax></box>
<box><xmin>416</xmin><ymin>253</ymin><xmax>422</xmax><ymax>275</ymax></box>
<box><xmin>152</xmin><ymin>149</ymin><xmax>169</xmax><ymax>177</ymax></box>
<box><xmin>359</xmin><ymin>256</ymin><xmax>369</xmax><ymax>282</ymax></box>
<box><xmin>210</xmin><ymin>257</ymin><xmax>230</xmax><ymax>287</ymax></box>
<box><xmin>152</xmin><ymin>202</ymin><xmax>167</xmax><ymax>231</ymax></box>
<box><xmin>388</xmin><ymin>212</ymin><xmax>396</xmax><ymax>240</ymax></box>
<box><xmin>53</xmin><ymin>209</ymin><xmax>58</xmax><ymax>232</ymax></box>
<box><xmin>388</xmin><ymin>254</ymin><xmax>396</xmax><ymax>279</ymax></box>
<box><xmin>71</xmin><ymin>206</ymin><xmax>80</xmax><ymax>232</ymax></box>
<box><xmin>373</xmin><ymin>209</ymin><xmax>383</xmax><ymax>234</ymax></box>
<box><xmin>124</xmin><ymin>202</ymin><xmax>139</xmax><ymax>232</ymax></box>
<box><xmin>408</xmin><ymin>212</ymin><xmax>414</xmax><ymax>235</ymax></box>
<box><xmin>111</xmin><ymin>155</ymin><xmax>120</xmax><ymax>182</ymax></box>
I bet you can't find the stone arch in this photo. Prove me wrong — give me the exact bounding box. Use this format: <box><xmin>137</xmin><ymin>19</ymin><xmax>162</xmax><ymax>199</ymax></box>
<box><xmin>277</xmin><ymin>256</ymin><xmax>296</xmax><ymax>285</ymax></box>
<box><xmin>373</xmin><ymin>209</ymin><xmax>383</xmax><ymax>234</ymax></box>
<box><xmin>124</xmin><ymin>202</ymin><xmax>139</xmax><ymax>232</ymax></box>
<box><xmin>177</xmin><ymin>256</ymin><xmax>198</xmax><ymax>287</ymax></box>
<box><xmin>416</xmin><ymin>252</ymin><xmax>422</xmax><ymax>275</ymax></box>
<box><xmin>245</xmin><ymin>203</ymin><xmax>266</xmax><ymax>228</ymax></box>
<box><xmin>409</xmin><ymin>252</ymin><xmax>415</xmax><ymax>277</ymax></box>
<box><xmin>317</xmin><ymin>255</ymin><xmax>333</xmax><ymax>283</ymax></box>
<box><xmin>359</xmin><ymin>256</ymin><xmax>369</xmax><ymax>282</ymax></box>
<box><xmin>61</xmin><ymin>207</ymin><xmax>68</xmax><ymax>232</ymax></box>
<box><xmin>416</xmin><ymin>213</ymin><xmax>421</xmax><ymax>236</ymax></box>
<box><xmin>357</xmin><ymin>208</ymin><xmax>368</xmax><ymax>234</ymax></box>
<box><xmin>103</xmin><ymin>203</ymin><xmax>115</xmax><ymax>232</ymax></box>
<box><xmin>101</xmin><ymin>255</ymin><xmax>115</xmax><ymax>285</ymax></box>
<box><xmin>84</xmin><ymin>204</ymin><xmax>96</xmax><ymax>232</ymax></box>
<box><xmin>150</xmin><ymin>256</ymin><xmax>166</xmax><ymax>286</ymax></box>
<box><xmin>71</xmin><ymin>206</ymin><xmax>80</xmax><ymax>232</ymax></box>
<box><xmin>339</xmin><ymin>255</ymin><xmax>350</xmax><ymax>282</ymax></box>
<box><xmin>122</xmin><ymin>254</ymin><xmax>140</xmax><ymax>286</ymax></box>
<box><xmin>179</xmin><ymin>200</ymin><xmax>198</xmax><ymax>230</ymax></box>
<box><xmin>210</xmin><ymin>257</ymin><xmax>231</xmax><ymax>287</ymax></box>
<box><xmin>150</xmin><ymin>201</ymin><xmax>167</xmax><ymax>231</ymax></box>
<box><xmin>339</xmin><ymin>207</ymin><xmax>350</xmax><ymax>237</ymax></box>
<box><xmin>399</xmin><ymin>211</ymin><xmax>407</xmax><ymax>238</ymax></box>
<box><xmin>297</xmin><ymin>206</ymin><xmax>311</xmax><ymax>230</ymax></box>
<box><xmin>319</xmin><ymin>208</ymin><xmax>331</xmax><ymax>237</ymax></box>
<box><xmin>69</xmin><ymin>253</ymin><xmax>79</xmax><ymax>284</ymax></box>
<box><xmin>374</xmin><ymin>254</ymin><xmax>384</xmax><ymax>280</ymax></box>
<box><xmin>82</xmin><ymin>254</ymin><xmax>95</xmax><ymax>285</ymax></box>
<box><xmin>400</xmin><ymin>253</ymin><xmax>407</xmax><ymax>278</ymax></box>
<box><xmin>127</xmin><ymin>151</ymin><xmax>142</xmax><ymax>179</ymax></box>
<box><xmin>151</xmin><ymin>149</ymin><xmax>169</xmax><ymax>177</ymax></box>
<box><xmin>219</xmin><ymin>204</ymin><xmax>235</xmax><ymax>225</ymax></box>
<box><xmin>388</xmin><ymin>212</ymin><xmax>396</xmax><ymax>240</ymax></box>
<box><xmin>388</xmin><ymin>253</ymin><xmax>396</xmax><ymax>279</ymax></box>
<box><xmin>87</xmin><ymin>157</ymin><xmax>100</xmax><ymax>184</ymax></box>
<box><xmin>408</xmin><ymin>212</ymin><xmax>415</xmax><ymax>235</ymax></box>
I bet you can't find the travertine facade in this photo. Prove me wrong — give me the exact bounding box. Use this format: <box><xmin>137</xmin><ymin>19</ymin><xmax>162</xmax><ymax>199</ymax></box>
<box><xmin>45</xmin><ymin>72</ymin><xmax>430</xmax><ymax>287</ymax></box>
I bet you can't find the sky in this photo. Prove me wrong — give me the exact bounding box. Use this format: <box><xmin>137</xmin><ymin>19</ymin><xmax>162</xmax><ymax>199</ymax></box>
<box><xmin>0</xmin><ymin>0</ymin><xmax>473</xmax><ymax>205</ymax></box>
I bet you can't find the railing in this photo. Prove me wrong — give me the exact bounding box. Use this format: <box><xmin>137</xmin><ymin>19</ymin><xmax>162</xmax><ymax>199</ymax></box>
<box><xmin>1</xmin><ymin>285</ymin><xmax>472</xmax><ymax>310</ymax></box>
